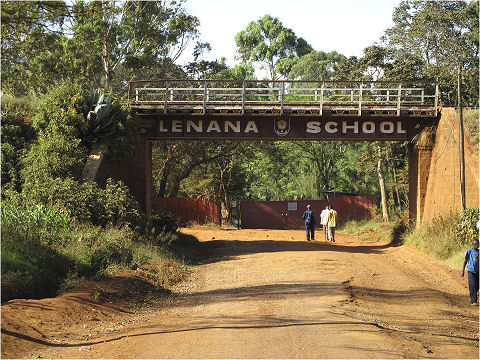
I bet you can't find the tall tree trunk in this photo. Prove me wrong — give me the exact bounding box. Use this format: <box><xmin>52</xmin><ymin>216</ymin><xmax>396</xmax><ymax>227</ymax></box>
<box><xmin>391</xmin><ymin>164</ymin><xmax>401</xmax><ymax>207</ymax></box>
<box><xmin>377</xmin><ymin>143</ymin><xmax>389</xmax><ymax>221</ymax></box>
<box><xmin>218</xmin><ymin>160</ymin><xmax>231</xmax><ymax>221</ymax></box>
<box><xmin>387</xmin><ymin>144</ymin><xmax>401</xmax><ymax>208</ymax></box>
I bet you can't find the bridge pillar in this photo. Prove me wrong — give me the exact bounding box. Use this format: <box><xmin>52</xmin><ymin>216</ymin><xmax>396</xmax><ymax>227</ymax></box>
<box><xmin>408</xmin><ymin>143</ymin><xmax>433</xmax><ymax>225</ymax></box>
<box><xmin>133</xmin><ymin>139</ymin><xmax>153</xmax><ymax>218</ymax></box>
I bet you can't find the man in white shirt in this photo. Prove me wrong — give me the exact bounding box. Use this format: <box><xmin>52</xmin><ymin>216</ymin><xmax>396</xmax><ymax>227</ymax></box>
<box><xmin>320</xmin><ymin>205</ymin><xmax>330</xmax><ymax>242</ymax></box>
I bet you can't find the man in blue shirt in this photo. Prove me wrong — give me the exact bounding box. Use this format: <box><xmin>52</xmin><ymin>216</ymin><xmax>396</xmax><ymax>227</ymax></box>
<box><xmin>302</xmin><ymin>205</ymin><xmax>316</xmax><ymax>241</ymax></box>
<box><xmin>461</xmin><ymin>239</ymin><xmax>479</xmax><ymax>305</ymax></box>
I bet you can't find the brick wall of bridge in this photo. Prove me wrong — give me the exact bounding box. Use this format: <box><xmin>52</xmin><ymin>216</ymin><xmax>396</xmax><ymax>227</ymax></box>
<box><xmin>422</xmin><ymin>107</ymin><xmax>479</xmax><ymax>222</ymax></box>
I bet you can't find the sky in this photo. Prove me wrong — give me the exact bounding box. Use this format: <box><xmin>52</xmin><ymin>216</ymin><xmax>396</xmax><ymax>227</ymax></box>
<box><xmin>180</xmin><ymin>0</ymin><xmax>403</xmax><ymax>68</ymax></box>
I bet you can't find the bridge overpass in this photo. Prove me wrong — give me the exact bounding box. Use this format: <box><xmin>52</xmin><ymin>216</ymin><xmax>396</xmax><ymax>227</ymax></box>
<box><xmin>128</xmin><ymin>79</ymin><xmax>439</xmax><ymax>141</ymax></box>
<box><xmin>93</xmin><ymin>79</ymin><xmax>442</xmax><ymax>221</ymax></box>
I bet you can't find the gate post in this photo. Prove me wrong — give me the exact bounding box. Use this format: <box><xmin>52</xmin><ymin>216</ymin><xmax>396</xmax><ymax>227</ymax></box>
<box><xmin>408</xmin><ymin>143</ymin><xmax>433</xmax><ymax>226</ymax></box>
<box><xmin>133</xmin><ymin>139</ymin><xmax>153</xmax><ymax>218</ymax></box>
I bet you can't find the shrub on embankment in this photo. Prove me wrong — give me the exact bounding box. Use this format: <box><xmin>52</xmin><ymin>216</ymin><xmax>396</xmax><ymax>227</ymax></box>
<box><xmin>401</xmin><ymin>207</ymin><xmax>479</xmax><ymax>269</ymax></box>
<box><xmin>1</xmin><ymin>83</ymin><xmax>201</xmax><ymax>302</ymax></box>
<box><xmin>342</xmin><ymin>207</ymin><xmax>479</xmax><ymax>269</ymax></box>
<box><xmin>1</xmin><ymin>202</ymin><xmax>199</xmax><ymax>301</ymax></box>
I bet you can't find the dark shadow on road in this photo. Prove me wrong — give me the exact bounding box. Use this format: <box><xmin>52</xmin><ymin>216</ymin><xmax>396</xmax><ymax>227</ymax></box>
<box><xmin>200</xmin><ymin>239</ymin><xmax>392</xmax><ymax>264</ymax></box>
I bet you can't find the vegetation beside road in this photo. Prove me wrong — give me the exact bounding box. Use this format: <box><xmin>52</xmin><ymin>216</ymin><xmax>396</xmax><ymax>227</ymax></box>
<box><xmin>1</xmin><ymin>201</ymin><xmax>201</xmax><ymax>301</ymax></box>
<box><xmin>0</xmin><ymin>83</ymin><xmax>201</xmax><ymax>301</ymax></box>
<box><xmin>1</xmin><ymin>0</ymin><xmax>478</xmax><ymax>303</ymax></box>
<box><xmin>340</xmin><ymin>207</ymin><xmax>479</xmax><ymax>270</ymax></box>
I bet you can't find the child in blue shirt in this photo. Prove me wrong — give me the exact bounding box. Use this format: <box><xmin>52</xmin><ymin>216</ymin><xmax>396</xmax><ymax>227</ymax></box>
<box><xmin>461</xmin><ymin>239</ymin><xmax>479</xmax><ymax>305</ymax></box>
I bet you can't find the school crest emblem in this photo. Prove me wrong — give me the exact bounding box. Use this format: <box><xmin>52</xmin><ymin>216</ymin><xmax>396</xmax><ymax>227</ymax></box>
<box><xmin>274</xmin><ymin>118</ymin><xmax>290</xmax><ymax>136</ymax></box>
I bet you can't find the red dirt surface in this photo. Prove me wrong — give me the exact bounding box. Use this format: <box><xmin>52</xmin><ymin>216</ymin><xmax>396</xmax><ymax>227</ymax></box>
<box><xmin>1</xmin><ymin>228</ymin><xmax>479</xmax><ymax>358</ymax></box>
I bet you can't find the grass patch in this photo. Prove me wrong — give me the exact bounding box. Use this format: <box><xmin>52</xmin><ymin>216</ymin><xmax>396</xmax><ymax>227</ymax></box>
<box><xmin>186</xmin><ymin>221</ymin><xmax>224</xmax><ymax>229</ymax></box>
<box><xmin>1</xmin><ymin>203</ymin><xmax>202</xmax><ymax>301</ymax></box>
<box><xmin>338</xmin><ymin>218</ymin><xmax>393</xmax><ymax>243</ymax></box>
<box><xmin>340</xmin><ymin>207</ymin><xmax>479</xmax><ymax>269</ymax></box>
<box><xmin>402</xmin><ymin>209</ymin><xmax>478</xmax><ymax>269</ymax></box>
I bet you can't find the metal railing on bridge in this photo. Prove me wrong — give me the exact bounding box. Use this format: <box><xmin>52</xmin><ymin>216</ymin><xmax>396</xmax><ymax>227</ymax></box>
<box><xmin>128</xmin><ymin>80</ymin><xmax>439</xmax><ymax>117</ymax></box>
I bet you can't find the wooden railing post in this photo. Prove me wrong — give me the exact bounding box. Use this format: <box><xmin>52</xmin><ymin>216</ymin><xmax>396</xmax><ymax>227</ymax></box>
<box><xmin>320</xmin><ymin>81</ymin><xmax>324</xmax><ymax>116</ymax></box>
<box><xmin>164</xmin><ymin>81</ymin><xmax>168</xmax><ymax>114</ymax></box>
<box><xmin>203</xmin><ymin>80</ymin><xmax>207</xmax><ymax>115</ymax></box>
<box><xmin>280</xmin><ymin>81</ymin><xmax>285</xmax><ymax>115</ymax></box>
<box><xmin>397</xmin><ymin>83</ymin><xmax>402</xmax><ymax>116</ymax></box>
<box><xmin>358</xmin><ymin>82</ymin><xmax>363</xmax><ymax>116</ymax></box>
<box><xmin>242</xmin><ymin>81</ymin><xmax>246</xmax><ymax>115</ymax></box>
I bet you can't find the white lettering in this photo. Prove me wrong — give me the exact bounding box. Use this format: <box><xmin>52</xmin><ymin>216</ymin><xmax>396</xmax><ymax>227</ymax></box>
<box><xmin>380</xmin><ymin>121</ymin><xmax>394</xmax><ymax>133</ymax></box>
<box><xmin>187</xmin><ymin>120</ymin><xmax>202</xmax><ymax>132</ymax></box>
<box><xmin>245</xmin><ymin>120</ymin><xmax>259</xmax><ymax>133</ymax></box>
<box><xmin>362</xmin><ymin>121</ymin><xmax>375</xmax><ymax>134</ymax></box>
<box><xmin>206</xmin><ymin>120</ymin><xmax>221</xmax><ymax>132</ymax></box>
<box><xmin>159</xmin><ymin>120</ymin><xmax>167</xmax><ymax>132</ymax></box>
<box><xmin>342</xmin><ymin>121</ymin><xmax>359</xmax><ymax>133</ymax></box>
<box><xmin>225</xmin><ymin>120</ymin><xmax>241</xmax><ymax>133</ymax></box>
<box><xmin>325</xmin><ymin>121</ymin><xmax>338</xmax><ymax>133</ymax></box>
<box><xmin>397</xmin><ymin>121</ymin><xmax>406</xmax><ymax>134</ymax></box>
<box><xmin>172</xmin><ymin>120</ymin><xmax>182</xmax><ymax>133</ymax></box>
<box><xmin>306</xmin><ymin>121</ymin><xmax>321</xmax><ymax>133</ymax></box>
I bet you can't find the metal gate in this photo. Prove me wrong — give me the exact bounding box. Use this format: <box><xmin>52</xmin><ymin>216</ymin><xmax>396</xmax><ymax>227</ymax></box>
<box><xmin>240</xmin><ymin>197</ymin><xmax>376</xmax><ymax>229</ymax></box>
<box><xmin>153</xmin><ymin>197</ymin><xmax>221</xmax><ymax>226</ymax></box>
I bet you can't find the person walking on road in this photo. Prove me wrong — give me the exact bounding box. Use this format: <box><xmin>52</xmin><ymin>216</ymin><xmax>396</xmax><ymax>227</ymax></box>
<box><xmin>302</xmin><ymin>205</ymin><xmax>316</xmax><ymax>241</ymax></box>
<box><xmin>320</xmin><ymin>205</ymin><xmax>330</xmax><ymax>242</ymax></box>
<box><xmin>326</xmin><ymin>205</ymin><xmax>338</xmax><ymax>242</ymax></box>
<box><xmin>461</xmin><ymin>239</ymin><xmax>479</xmax><ymax>305</ymax></box>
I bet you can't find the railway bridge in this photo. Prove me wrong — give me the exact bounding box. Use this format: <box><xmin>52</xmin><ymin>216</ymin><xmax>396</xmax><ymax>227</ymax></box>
<box><xmin>116</xmin><ymin>80</ymin><xmax>440</xmax><ymax>222</ymax></box>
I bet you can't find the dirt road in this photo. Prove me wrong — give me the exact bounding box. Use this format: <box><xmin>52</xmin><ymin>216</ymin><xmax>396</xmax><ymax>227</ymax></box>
<box><xmin>1</xmin><ymin>228</ymin><xmax>479</xmax><ymax>358</ymax></box>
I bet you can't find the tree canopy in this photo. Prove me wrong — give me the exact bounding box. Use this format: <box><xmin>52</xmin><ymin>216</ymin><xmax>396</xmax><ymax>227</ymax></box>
<box><xmin>2</xmin><ymin>0</ymin><xmax>478</xmax><ymax>223</ymax></box>
<box><xmin>235</xmin><ymin>14</ymin><xmax>313</xmax><ymax>80</ymax></box>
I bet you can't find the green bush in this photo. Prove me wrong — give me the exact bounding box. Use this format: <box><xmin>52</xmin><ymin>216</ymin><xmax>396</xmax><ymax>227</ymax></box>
<box><xmin>8</xmin><ymin>177</ymin><xmax>144</xmax><ymax>229</ymax></box>
<box><xmin>21</xmin><ymin>133</ymin><xmax>88</xmax><ymax>183</ymax></box>
<box><xmin>91</xmin><ymin>240</ymin><xmax>134</xmax><ymax>273</ymax></box>
<box><xmin>404</xmin><ymin>207</ymin><xmax>479</xmax><ymax>263</ymax></box>
<box><xmin>1</xmin><ymin>203</ymin><xmax>75</xmax><ymax>298</ymax></box>
<box><xmin>1</xmin><ymin>95</ymin><xmax>37</xmax><ymax>194</ymax></box>
<box><xmin>147</xmin><ymin>213</ymin><xmax>178</xmax><ymax>236</ymax></box>
<box><xmin>1</xmin><ymin>205</ymin><xmax>186</xmax><ymax>299</ymax></box>
<box><xmin>98</xmin><ymin>179</ymin><xmax>145</xmax><ymax>229</ymax></box>
<box><xmin>32</xmin><ymin>81</ymin><xmax>89</xmax><ymax>139</ymax></box>
<box><xmin>456</xmin><ymin>207</ymin><xmax>479</xmax><ymax>244</ymax></box>
<box><xmin>391</xmin><ymin>216</ymin><xmax>409</xmax><ymax>245</ymax></box>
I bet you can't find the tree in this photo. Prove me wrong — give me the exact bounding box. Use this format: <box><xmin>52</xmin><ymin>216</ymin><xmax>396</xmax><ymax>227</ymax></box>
<box><xmin>235</xmin><ymin>15</ymin><xmax>312</xmax><ymax>80</ymax></box>
<box><xmin>152</xmin><ymin>141</ymin><xmax>240</xmax><ymax>198</ymax></box>
<box><xmin>0</xmin><ymin>96</ymin><xmax>37</xmax><ymax>194</ymax></box>
<box><xmin>1</xmin><ymin>0</ymin><xmax>200</xmax><ymax>95</ymax></box>
<box><xmin>383</xmin><ymin>0</ymin><xmax>479</xmax><ymax>105</ymax></box>
<box><xmin>1</xmin><ymin>1</ymin><xmax>69</xmax><ymax>94</ymax></box>
<box><xmin>293</xmin><ymin>141</ymin><xmax>344</xmax><ymax>196</ymax></box>
<box><xmin>68</xmin><ymin>0</ymin><xmax>199</xmax><ymax>90</ymax></box>
<box><xmin>377</xmin><ymin>143</ymin><xmax>389</xmax><ymax>221</ymax></box>
<box><xmin>289</xmin><ymin>51</ymin><xmax>347</xmax><ymax>81</ymax></box>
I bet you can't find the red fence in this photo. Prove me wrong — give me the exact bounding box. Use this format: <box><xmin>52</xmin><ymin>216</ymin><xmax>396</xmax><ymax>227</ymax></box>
<box><xmin>152</xmin><ymin>197</ymin><xmax>221</xmax><ymax>226</ymax></box>
<box><xmin>241</xmin><ymin>197</ymin><xmax>376</xmax><ymax>229</ymax></box>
